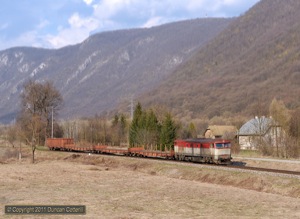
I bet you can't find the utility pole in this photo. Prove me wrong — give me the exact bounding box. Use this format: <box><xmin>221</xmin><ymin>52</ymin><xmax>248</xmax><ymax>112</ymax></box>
<box><xmin>51</xmin><ymin>106</ymin><xmax>54</xmax><ymax>138</ymax></box>
<box><xmin>130</xmin><ymin>96</ymin><xmax>134</xmax><ymax>120</ymax></box>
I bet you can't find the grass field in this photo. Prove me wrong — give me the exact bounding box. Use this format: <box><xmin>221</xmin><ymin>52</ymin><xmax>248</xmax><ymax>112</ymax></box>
<box><xmin>0</xmin><ymin>144</ymin><xmax>300</xmax><ymax>218</ymax></box>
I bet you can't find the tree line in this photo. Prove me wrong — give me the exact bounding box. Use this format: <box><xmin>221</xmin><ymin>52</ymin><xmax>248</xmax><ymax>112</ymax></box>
<box><xmin>5</xmin><ymin>80</ymin><xmax>178</xmax><ymax>163</ymax></box>
<box><xmin>129</xmin><ymin>102</ymin><xmax>177</xmax><ymax>150</ymax></box>
<box><xmin>60</xmin><ymin>102</ymin><xmax>178</xmax><ymax>151</ymax></box>
<box><xmin>3</xmin><ymin>80</ymin><xmax>300</xmax><ymax>163</ymax></box>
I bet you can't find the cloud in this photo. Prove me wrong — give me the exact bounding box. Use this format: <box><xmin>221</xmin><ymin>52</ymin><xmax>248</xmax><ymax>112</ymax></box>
<box><xmin>142</xmin><ymin>17</ymin><xmax>166</xmax><ymax>28</ymax></box>
<box><xmin>0</xmin><ymin>30</ymin><xmax>45</xmax><ymax>50</ymax></box>
<box><xmin>37</xmin><ymin>20</ymin><xmax>50</xmax><ymax>29</ymax></box>
<box><xmin>68</xmin><ymin>13</ymin><xmax>98</xmax><ymax>29</ymax></box>
<box><xmin>83</xmin><ymin>0</ymin><xmax>94</xmax><ymax>5</ymax></box>
<box><xmin>41</xmin><ymin>0</ymin><xmax>257</xmax><ymax>48</ymax></box>
<box><xmin>0</xmin><ymin>0</ymin><xmax>260</xmax><ymax>50</ymax></box>
<box><xmin>91</xmin><ymin>0</ymin><xmax>259</xmax><ymax>30</ymax></box>
<box><xmin>93</xmin><ymin>0</ymin><xmax>137</xmax><ymax>20</ymax></box>
<box><xmin>46</xmin><ymin>13</ymin><xmax>99</xmax><ymax>48</ymax></box>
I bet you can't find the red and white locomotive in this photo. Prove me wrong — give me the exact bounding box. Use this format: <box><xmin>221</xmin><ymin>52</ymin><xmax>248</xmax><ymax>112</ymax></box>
<box><xmin>174</xmin><ymin>138</ymin><xmax>231</xmax><ymax>164</ymax></box>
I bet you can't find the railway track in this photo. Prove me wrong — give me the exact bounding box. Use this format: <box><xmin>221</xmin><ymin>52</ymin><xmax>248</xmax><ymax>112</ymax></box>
<box><xmin>165</xmin><ymin>158</ymin><xmax>300</xmax><ymax>177</ymax></box>
<box><xmin>46</xmin><ymin>138</ymin><xmax>300</xmax><ymax>178</ymax></box>
<box><xmin>145</xmin><ymin>157</ymin><xmax>300</xmax><ymax>177</ymax></box>
<box><xmin>227</xmin><ymin>164</ymin><xmax>300</xmax><ymax>176</ymax></box>
<box><xmin>126</xmin><ymin>153</ymin><xmax>300</xmax><ymax>177</ymax></box>
<box><xmin>53</xmin><ymin>149</ymin><xmax>300</xmax><ymax>177</ymax></box>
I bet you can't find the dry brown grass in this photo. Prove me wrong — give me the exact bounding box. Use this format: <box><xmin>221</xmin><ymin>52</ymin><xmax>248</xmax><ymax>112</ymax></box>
<box><xmin>0</xmin><ymin>147</ymin><xmax>300</xmax><ymax>218</ymax></box>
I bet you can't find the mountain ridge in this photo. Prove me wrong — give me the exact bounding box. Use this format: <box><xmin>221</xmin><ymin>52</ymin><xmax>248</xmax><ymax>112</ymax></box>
<box><xmin>139</xmin><ymin>0</ymin><xmax>300</xmax><ymax>120</ymax></box>
<box><xmin>0</xmin><ymin>18</ymin><xmax>233</xmax><ymax>123</ymax></box>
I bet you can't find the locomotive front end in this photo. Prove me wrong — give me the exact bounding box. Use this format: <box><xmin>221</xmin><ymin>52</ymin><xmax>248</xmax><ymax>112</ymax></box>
<box><xmin>214</xmin><ymin>141</ymin><xmax>232</xmax><ymax>164</ymax></box>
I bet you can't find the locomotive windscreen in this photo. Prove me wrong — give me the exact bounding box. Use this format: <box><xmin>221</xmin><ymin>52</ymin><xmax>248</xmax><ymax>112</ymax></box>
<box><xmin>216</xmin><ymin>143</ymin><xmax>231</xmax><ymax>148</ymax></box>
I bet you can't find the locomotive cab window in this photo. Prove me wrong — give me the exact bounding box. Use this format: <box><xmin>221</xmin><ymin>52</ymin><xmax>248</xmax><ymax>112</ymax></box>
<box><xmin>224</xmin><ymin>143</ymin><xmax>231</xmax><ymax>148</ymax></box>
<box><xmin>216</xmin><ymin>143</ymin><xmax>224</xmax><ymax>148</ymax></box>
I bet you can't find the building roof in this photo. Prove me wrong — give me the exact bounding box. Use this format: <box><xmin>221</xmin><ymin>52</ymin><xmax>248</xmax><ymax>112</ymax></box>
<box><xmin>238</xmin><ymin>117</ymin><xmax>274</xmax><ymax>136</ymax></box>
<box><xmin>205</xmin><ymin>125</ymin><xmax>237</xmax><ymax>136</ymax></box>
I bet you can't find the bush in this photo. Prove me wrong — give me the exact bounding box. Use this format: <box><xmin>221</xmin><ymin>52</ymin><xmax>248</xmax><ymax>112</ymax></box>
<box><xmin>0</xmin><ymin>148</ymin><xmax>19</xmax><ymax>161</ymax></box>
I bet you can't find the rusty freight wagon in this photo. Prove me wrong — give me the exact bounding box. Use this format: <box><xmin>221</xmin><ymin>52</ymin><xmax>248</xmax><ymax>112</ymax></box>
<box><xmin>46</xmin><ymin>138</ymin><xmax>76</xmax><ymax>151</ymax></box>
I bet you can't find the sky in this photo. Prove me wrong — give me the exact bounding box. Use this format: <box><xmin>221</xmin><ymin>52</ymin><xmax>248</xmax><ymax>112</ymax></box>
<box><xmin>0</xmin><ymin>0</ymin><xmax>260</xmax><ymax>51</ymax></box>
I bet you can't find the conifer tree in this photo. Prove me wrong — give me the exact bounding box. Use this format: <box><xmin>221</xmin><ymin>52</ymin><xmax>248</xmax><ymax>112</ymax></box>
<box><xmin>147</xmin><ymin>109</ymin><xmax>160</xmax><ymax>146</ymax></box>
<box><xmin>119</xmin><ymin>114</ymin><xmax>127</xmax><ymax>143</ymax></box>
<box><xmin>160</xmin><ymin>113</ymin><xmax>177</xmax><ymax>150</ymax></box>
<box><xmin>129</xmin><ymin>102</ymin><xmax>143</xmax><ymax>147</ymax></box>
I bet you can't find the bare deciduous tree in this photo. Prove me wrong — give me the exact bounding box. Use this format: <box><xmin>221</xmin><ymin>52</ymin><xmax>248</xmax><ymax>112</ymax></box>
<box><xmin>288</xmin><ymin>109</ymin><xmax>300</xmax><ymax>158</ymax></box>
<box><xmin>17</xmin><ymin>80</ymin><xmax>63</xmax><ymax>163</ymax></box>
<box><xmin>269</xmin><ymin>98</ymin><xmax>290</xmax><ymax>157</ymax></box>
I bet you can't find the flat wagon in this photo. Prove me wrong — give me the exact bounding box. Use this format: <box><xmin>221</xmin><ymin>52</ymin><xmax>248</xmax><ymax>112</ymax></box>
<box><xmin>46</xmin><ymin>138</ymin><xmax>75</xmax><ymax>151</ymax></box>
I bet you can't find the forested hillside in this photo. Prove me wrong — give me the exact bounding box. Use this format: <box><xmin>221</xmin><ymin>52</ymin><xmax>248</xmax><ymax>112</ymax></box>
<box><xmin>140</xmin><ymin>0</ymin><xmax>300</xmax><ymax>119</ymax></box>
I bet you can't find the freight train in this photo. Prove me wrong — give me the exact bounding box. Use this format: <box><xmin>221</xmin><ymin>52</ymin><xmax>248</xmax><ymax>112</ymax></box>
<box><xmin>46</xmin><ymin>138</ymin><xmax>232</xmax><ymax>165</ymax></box>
